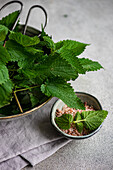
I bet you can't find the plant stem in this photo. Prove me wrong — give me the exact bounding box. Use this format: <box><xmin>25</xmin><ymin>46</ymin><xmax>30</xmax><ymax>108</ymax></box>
<box><xmin>3</xmin><ymin>41</ymin><xmax>6</xmax><ymax>47</ymax></box>
<box><xmin>73</xmin><ymin>119</ymin><xmax>86</xmax><ymax>124</ymax></box>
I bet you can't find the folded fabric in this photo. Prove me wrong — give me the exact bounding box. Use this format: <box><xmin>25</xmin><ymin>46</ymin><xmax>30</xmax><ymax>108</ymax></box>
<box><xmin>0</xmin><ymin>98</ymin><xmax>71</xmax><ymax>170</ymax></box>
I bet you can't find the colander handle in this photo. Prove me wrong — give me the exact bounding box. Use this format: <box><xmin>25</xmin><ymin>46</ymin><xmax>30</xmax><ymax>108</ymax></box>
<box><xmin>23</xmin><ymin>5</ymin><xmax>47</xmax><ymax>35</ymax></box>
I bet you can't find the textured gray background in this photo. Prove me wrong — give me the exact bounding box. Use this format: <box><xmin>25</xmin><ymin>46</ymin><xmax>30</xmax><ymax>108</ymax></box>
<box><xmin>0</xmin><ymin>0</ymin><xmax>113</xmax><ymax>169</ymax></box>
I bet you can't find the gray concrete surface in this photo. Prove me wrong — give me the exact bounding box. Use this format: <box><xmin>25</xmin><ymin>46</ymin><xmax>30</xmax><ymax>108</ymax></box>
<box><xmin>0</xmin><ymin>0</ymin><xmax>113</xmax><ymax>169</ymax></box>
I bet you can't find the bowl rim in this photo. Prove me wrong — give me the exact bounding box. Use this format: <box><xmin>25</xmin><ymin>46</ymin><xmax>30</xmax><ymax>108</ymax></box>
<box><xmin>50</xmin><ymin>92</ymin><xmax>103</xmax><ymax>139</ymax></box>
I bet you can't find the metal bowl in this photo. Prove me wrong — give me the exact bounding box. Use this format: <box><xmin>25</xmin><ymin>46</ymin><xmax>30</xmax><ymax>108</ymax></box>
<box><xmin>0</xmin><ymin>25</ymin><xmax>51</xmax><ymax>121</ymax></box>
<box><xmin>50</xmin><ymin>92</ymin><xmax>103</xmax><ymax>139</ymax></box>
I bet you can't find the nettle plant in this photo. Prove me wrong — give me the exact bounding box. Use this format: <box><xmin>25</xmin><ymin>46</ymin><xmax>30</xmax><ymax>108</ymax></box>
<box><xmin>0</xmin><ymin>10</ymin><xmax>108</xmax><ymax>126</ymax></box>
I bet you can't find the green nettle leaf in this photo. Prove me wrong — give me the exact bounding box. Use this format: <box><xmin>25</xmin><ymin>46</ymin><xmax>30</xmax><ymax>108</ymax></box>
<box><xmin>74</xmin><ymin>112</ymin><xmax>83</xmax><ymax>133</ymax></box>
<box><xmin>0</xmin><ymin>10</ymin><xmax>19</xmax><ymax>30</ymax></box>
<box><xmin>55</xmin><ymin>40</ymin><xmax>89</xmax><ymax>74</ymax></box>
<box><xmin>6</xmin><ymin>40</ymin><xmax>44</xmax><ymax>71</ymax></box>
<box><xmin>18</xmin><ymin>69</ymin><xmax>40</xmax><ymax>82</ymax></box>
<box><xmin>81</xmin><ymin>110</ymin><xmax>108</xmax><ymax>130</ymax></box>
<box><xmin>0</xmin><ymin>24</ymin><xmax>9</xmax><ymax>41</ymax></box>
<box><xmin>0</xmin><ymin>62</ymin><xmax>9</xmax><ymax>85</ymax></box>
<box><xmin>34</xmin><ymin>54</ymin><xmax>78</xmax><ymax>81</ymax></box>
<box><xmin>43</xmin><ymin>36</ymin><xmax>55</xmax><ymax>51</ymax></box>
<box><xmin>30</xmin><ymin>93</ymin><xmax>39</xmax><ymax>107</ymax></box>
<box><xmin>56</xmin><ymin>40</ymin><xmax>88</xmax><ymax>55</ymax></box>
<box><xmin>41</xmin><ymin>79</ymin><xmax>85</xmax><ymax>109</ymax></box>
<box><xmin>30</xmin><ymin>76</ymin><xmax>44</xmax><ymax>86</ymax></box>
<box><xmin>79</xmin><ymin>58</ymin><xmax>103</xmax><ymax>72</ymax></box>
<box><xmin>5</xmin><ymin>40</ymin><xmax>27</xmax><ymax>61</ymax></box>
<box><xmin>50</xmin><ymin>56</ymin><xmax>78</xmax><ymax>80</ymax></box>
<box><xmin>29</xmin><ymin>87</ymin><xmax>48</xmax><ymax>107</ymax></box>
<box><xmin>41</xmin><ymin>84</ymin><xmax>51</xmax><ymax>97</ymax></box>
<box><xmin>13</xmin><ymin>73</ymin><xmax>33</xmax><ymax>88</ymax></box>
<box><xmin>0</xmin><ymin>41</ymin><xmax>4</xmax><ymax>46</ymax></box>
<box><xmin>9</xmin><ymin>32</ymin><xmax>40</xmax><ymax>46</ymax></box>
<box><xmin>5</xmin><ymin>40</ymin><xmax>35</xmax><ymax>68</ymax></box>
<box><xmin>24</xmin><ymin>46</ymin><xmax>43</xmax><ymax>55</ymax></box>
<box><xmin>55</xmin><ymin>114</ymin><xmax>73</xmax><ymax>130</ymax></box>
<box><xmin>58</xmin><ymin>50</ymin><xmax>85</xmax><ymax>74</ymax></box>
<box><xmin>55</xmin><ymin>41</ymin><xmax>64</xmax><ymax>50</ymax></box>
<box><xmin>0</xmin><ymin>45</ymin><xmax>11</xmax><ymax>64</ymax></box>
<box><xmin>0</xmin><ymin>79</ymin><xmax>13</xmax><ymax>108</ymax></box>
